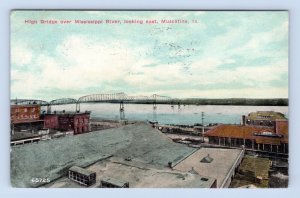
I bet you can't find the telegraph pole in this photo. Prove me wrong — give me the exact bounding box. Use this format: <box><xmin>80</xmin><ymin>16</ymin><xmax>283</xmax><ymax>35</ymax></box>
<box><xmin>201</xmin><ymin>112</ymin><xmax>205</xmax><ymax>143</ymax></box>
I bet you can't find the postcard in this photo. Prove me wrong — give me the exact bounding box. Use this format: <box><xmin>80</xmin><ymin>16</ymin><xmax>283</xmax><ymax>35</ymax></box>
<box><xmin>10</xmin><ymin>10</ymin><xmax>288</xmax><ymax>188</ymax></box>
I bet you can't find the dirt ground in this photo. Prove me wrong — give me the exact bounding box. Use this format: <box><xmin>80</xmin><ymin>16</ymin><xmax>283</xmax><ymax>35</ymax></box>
<box><xmin>230</xmin><ymin>155</ymin><xmax>270</xmax><ymax>188</ymax></box>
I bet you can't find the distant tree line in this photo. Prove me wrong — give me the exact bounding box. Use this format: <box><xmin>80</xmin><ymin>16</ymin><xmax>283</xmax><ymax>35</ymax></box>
<box><xmin>88</xmin><ymin>98</ymin><xmax>288</xmax><ymax>106</ymax></box>
<box><xmin>176</xmin><ymin>98</ymin><xmax>288</xmax><ymax>106</ymax></box>
<box><xmin>127</xmin><ymin>98</ymin><xmax>288</xmax><ymax>106</ymax></box>
<box><xmin>180</xmin><ymin>98</ymin><xmax>288</xmax><ymax>106</ymax></box>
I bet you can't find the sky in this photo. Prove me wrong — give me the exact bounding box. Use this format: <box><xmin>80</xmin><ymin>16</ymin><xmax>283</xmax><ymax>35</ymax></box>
<box><xmin>10</xmin><ymin>11</ymin><xmax>288</xmax><ymax>100</ymax></box>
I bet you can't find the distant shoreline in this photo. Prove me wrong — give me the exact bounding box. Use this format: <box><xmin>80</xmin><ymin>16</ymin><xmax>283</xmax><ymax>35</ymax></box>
<box><xmin>175</xmin><ymin>98</ymin><xmax>288</xmax><ymax>106</ymax></box>
<box><xmin>84</xmin><ymin>98</ymin><xmax>288</xmax><ymax>106</ymax></box>
<box><xmin>11</xmin><ymin>98</ymin><xmax>288</xmax><ymax>106</ymax></box>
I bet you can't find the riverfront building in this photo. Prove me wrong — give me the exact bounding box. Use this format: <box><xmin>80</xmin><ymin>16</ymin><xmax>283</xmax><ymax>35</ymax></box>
<box><xmin>10</xmin><ymin>104</ymin><xmax>91</xmax><ymax>147</ymax></box>
<box><xmin>43</xmin><ymin>111</ymin><xmax>91</xmax><ymax>135</ymax></box>
<box><xmin>10</xmin><ymin>105</ymin><xmax>44</xmax><ymax>134</ymax></box>
<box><xmin>205</xmin><ymin>119</ymin><xmax>288</xmax><ymax>154</ymax></box>
<box><xmin>242</xmin><ymin>111</ymin><xmax>287</xmax><ymax>127</ymax></box>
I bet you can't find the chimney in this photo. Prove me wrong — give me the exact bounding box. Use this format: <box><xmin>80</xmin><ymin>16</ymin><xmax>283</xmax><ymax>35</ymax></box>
<box><xmin>242</xmin><ymin>115</ymin><xmax>246</xmax><ymax>126</ymax></box>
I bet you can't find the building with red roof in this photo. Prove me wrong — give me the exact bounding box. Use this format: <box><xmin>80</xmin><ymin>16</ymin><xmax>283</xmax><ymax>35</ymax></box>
<box><xmin>205</xmin><ymin>120</ymin><xmax>288</xmax><ymax>154</ymax></box>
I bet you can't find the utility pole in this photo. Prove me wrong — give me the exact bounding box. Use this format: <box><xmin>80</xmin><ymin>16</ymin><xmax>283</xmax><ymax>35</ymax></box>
<box><xmin>201</xmin><ymin>112</ymin><xmax>204</xmax><ymax>143</ymax></box>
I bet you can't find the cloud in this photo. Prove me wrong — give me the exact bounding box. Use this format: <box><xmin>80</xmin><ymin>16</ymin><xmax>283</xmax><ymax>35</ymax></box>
<box><xmin>237</xmin><ymin>21</ymin><xmax>288</xmax><ymax>56</ymax></box>
<box><xmin>11</xmin><ymin>33</ymin><xmax>288</xmax><ymax>99</ymax></box>
<box><xmin>11</xmin><ymin>44</ymin><xmax>33</xmax><ymax>66</ymax></box>
<box><xmin>10</xmin><ymin>11</ymin><xmax>288</xmax><ymax>100</ymax></box>
<box><xmin>11</xmin><ymin>35</ymin><xmax>164</xmax><ymax>99</ymax></box>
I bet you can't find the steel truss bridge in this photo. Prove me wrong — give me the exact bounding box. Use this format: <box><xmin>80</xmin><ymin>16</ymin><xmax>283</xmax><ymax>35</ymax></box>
<box><xmin>11</xmin><ymin>92</ymin><xmax>178</xmax><ymax>119</ymax></box>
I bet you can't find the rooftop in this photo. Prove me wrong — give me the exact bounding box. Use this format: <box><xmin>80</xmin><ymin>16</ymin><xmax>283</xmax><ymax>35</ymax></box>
<box><xmin>100</xmin><ymin>177</ymin><xmax>129</xmax><ymax>187</ymax></box>
<box><xmin>200</xmin><ymin>154</ymin><xmax>214</xmax><ymax>163</ymax></box>
<box><xmin>11</xmin><ymin>122</ymin><xmax>196</xmax><ymax>187</ymax></box>
<box><xmin>69</xmin><ymin>166</ymin><xmax>95</xmax><ymax>176</ymax></box>
<box><xmin>11</xmin><ymin>104</ymin><xmax>40</xmax><ymax>108</ymax></box>
<box><xmin>173</xmin><ymin>147</ymin><xmax>244</xmax><ymax>188</ymax></box>
<box><xmin>43</xmin><ymin>111</ymin><xmax>91</xmax><ymax>116</ymax></box>
<box><xmin>246</xmin><ymin>111</ymin><xmax>286</xmax><ymax>121</ymax></box>
<box><xmin>205</xmin><ymin>123</ymin><xmax>288</xmax><ymax>145</ymax></box>
<box><xmin>45</xmin><ymin>156</ymin><xmax>216</xmax><ymax>188</ymax></box>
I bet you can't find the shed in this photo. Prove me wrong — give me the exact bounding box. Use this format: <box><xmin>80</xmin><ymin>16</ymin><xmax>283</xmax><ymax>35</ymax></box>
<box><xmin>69</xmin><ymin>166</ymin><xmax>96</xmax><ymax>186</ymax></box>
<box><xmin>100</xmin><ymin>178</ymin><xmax>129</xmax><ymax>188</ymax></box>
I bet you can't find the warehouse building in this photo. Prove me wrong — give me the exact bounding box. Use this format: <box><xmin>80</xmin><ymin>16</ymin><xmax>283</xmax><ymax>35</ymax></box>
<box><xmin>42</xmin><ymin>111</ymin><xmax>91</xmax><ymax>135</ymax></box>
<box><xmin>10</xmin><ymin>104</ymin><xmax>44</xmax><ymax>134</ymax></box>
<box><xmin>242</xmin><ymin>111</ymin><xmax>287</xmax><ymax>127</ymax></box>
<box><xmin>205</xmin><ymin>120</ymin><xmax>288</xmax><ymax>154</ymax></box>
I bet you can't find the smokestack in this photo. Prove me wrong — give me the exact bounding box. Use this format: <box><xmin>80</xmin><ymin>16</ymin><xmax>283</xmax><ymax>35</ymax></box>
<box><xmin>242</xmin><ymin>115</ymin><xmax>246</xmax><ymax>126</ymax></box>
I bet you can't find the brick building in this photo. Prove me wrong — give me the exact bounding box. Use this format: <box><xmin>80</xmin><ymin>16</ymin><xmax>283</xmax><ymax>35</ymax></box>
<box><xmin>10</xmin><ymin>105</ymin><xmax>44</xmax><ymax>134</ymax></box>
<box><xmin>43</xmin><ymin>111</ymin><xmax>91</xmax><ymax>135</ymax></box>
<box><xmin>43</xmin><ymin>114</ymin><xmax>58</xmax><ymax>129</ymax></box>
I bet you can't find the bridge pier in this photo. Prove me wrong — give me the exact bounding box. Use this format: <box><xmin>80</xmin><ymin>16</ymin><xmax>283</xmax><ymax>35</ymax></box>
<box><xmin>153</xmin><ymin>101</ymin><xmax>157</xmax><ymax>110</ymax></box>
<box><xmin>120</xmin><ymin>101</ymin><xmax>125</xmax><ymax>120</ymax></box>
<box><xmin>153</xmin><ymin>107</ymin><xmax>157</xmax><ymax>122</ymax></box>
<box><xmin>152</xmin><ymin>100</ymin><xmax>157</xmax><ymax>122</ymax></box>
<box><xmin>76</xmin><ymin>103</ymin><xmax>80</xmax><ymax>113</ymax></box>
<box><xmin>46</xmin><ymin>105</ymin><xmax>51</xmax><ymax>114</ymax></box>
<box><xmin>120</xmin><ymin>101</ymin><xmax>124</xmax><ymax>112</ymax></box>
<box><xmin>153</xmin><ymin>104</ymin><xmax>157</xmax><ymax>110</ymax></box>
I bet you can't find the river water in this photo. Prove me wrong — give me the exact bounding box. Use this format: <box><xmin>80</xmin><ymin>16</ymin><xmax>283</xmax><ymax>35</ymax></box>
<box><xmin>47</xmin><ymin>103</ymin><xmax>288</xmax><ymax>125</ymax></box>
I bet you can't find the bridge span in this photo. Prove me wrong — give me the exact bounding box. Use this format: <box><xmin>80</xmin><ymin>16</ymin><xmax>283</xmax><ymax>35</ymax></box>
<box><xmin>11</xmin><ymin>92</ymin><xmax>180</xmax><ymax>120</ymax></box>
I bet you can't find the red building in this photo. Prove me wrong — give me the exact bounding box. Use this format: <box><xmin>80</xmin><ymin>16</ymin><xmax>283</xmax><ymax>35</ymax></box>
<box><xmin>205</xmin><ymin>120</ymin><xmax>288</xmax><ymax>154</ymax></box>
<box><xmin>11</xmin><ymin>105</ymin><xmax>41</xmax><ymax>121</ymax></box>
<box><xmin>43</xmin><ymin>111</ymin><xmax>91</xmax><ymax>135</ymax></box>
<box><xmin>43</xmin><ymin>114</ymin><xmax>59</xmax><ymax>129</ymax></box>
<box><xmin>11</xmin><ymin>105</ymin><xmax>44</xmax><ymax>134</ymax></box>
